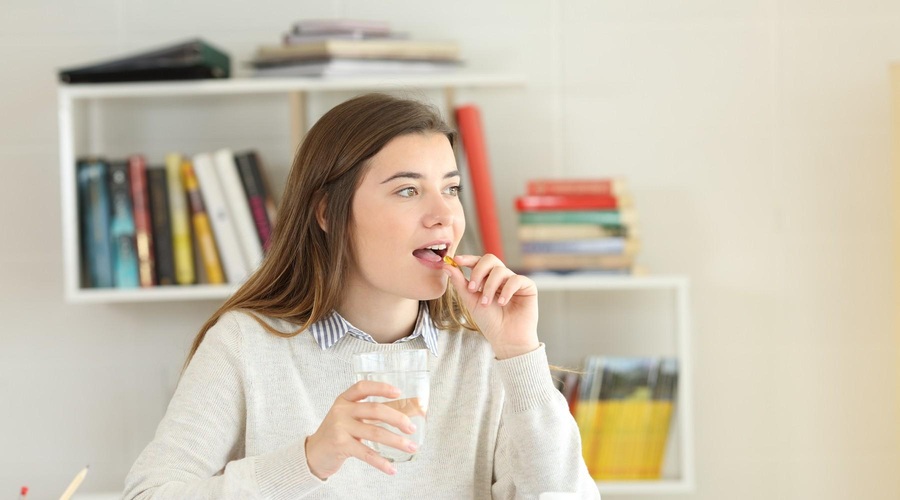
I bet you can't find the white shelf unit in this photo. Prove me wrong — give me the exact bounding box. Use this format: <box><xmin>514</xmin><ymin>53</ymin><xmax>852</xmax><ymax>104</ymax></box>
<box><xmin>530</xmin><ymin>274</ymin><xmax>695</xmax><ymax>495</ymax></box>
<box><xmin>57</xmin><ymin>73</ymin><xmax>523</xmax><ymax>303</ymax></box>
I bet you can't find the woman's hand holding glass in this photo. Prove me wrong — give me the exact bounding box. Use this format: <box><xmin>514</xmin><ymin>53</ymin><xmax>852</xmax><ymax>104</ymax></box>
<box><xmin>443</xmin><ymin>254</ymin><xmax>540</xmax><ymax>360</ymax></box>
<box><xmin>305</xmin><ymin>380</ymin><xmax>419</xmax><ymax>479</ymax></box>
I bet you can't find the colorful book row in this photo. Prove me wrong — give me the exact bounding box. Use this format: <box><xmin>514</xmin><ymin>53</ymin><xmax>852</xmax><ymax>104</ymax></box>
<box><xmin>516</xmin><ymin>178</ymin><xmax>639</xmax><ymax>274</ymax></box>
<box><xmin>76</xmin><ymin>149</ymin><xmax>276</xmax><ymax>289</ymax></box>
<box><xmin>553</xmin><ymin>357</ymin><xmax>679</xmax><ymax>481</ymax></box>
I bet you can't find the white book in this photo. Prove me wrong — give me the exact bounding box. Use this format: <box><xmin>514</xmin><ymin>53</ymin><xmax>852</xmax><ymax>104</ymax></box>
<box><xmin>192</xmin><ymin>152</ymin><xmax>249</xmax><ymax>284</ymax></box>
<box><xmin>213</xmin><ymin>148</ymin><xmax>263</xmax><ymax>271</ymax></box>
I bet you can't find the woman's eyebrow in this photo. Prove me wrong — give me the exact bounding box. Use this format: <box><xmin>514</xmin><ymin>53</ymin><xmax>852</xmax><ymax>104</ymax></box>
<box><xmin>380</xmin><ymin>170</ymin><xmax>460</xmax><ymax>184</ymax></box>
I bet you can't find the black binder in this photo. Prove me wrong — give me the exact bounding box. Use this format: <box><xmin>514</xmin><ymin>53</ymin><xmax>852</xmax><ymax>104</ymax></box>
<box><xmin>59</xmin><ymin>39</ymin><xmax>230</xmax><ymax>84</ymax></box>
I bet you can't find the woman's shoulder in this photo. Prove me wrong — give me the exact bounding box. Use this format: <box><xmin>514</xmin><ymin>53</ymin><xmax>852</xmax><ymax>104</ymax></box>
<box><xmin>212</xmin><ymin>310</ymin><xmax>304</xmax><ymax>344</ymax></box>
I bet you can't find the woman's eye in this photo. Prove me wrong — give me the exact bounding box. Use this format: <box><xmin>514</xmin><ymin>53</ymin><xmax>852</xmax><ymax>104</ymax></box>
<box><xmin>444</xmin><ymin>185</ymin><xmax>462</xmax><ymax>196</ymax></box>
<box><xmin>398</xmin><ymin>187</ymin><xmax>418</xmax><ymax>197</ymax></box>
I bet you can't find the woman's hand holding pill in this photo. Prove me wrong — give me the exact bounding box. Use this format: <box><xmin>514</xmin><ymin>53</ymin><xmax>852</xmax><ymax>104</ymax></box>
<box><xmin>442</xmin><ymin>254</ymin><xmax>540</xmax><ymax>360</ymax></box>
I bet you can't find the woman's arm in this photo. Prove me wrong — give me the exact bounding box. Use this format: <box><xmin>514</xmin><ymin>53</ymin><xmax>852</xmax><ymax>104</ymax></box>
<box><xmin>123</xmin><ymin>313</ymin><xmax>324</xmax><ymax>500</ymax></box>
<box><xmin>490</xmin><ymin>345</ymin><xmax>601</xmax><ymax>499</ymax></box>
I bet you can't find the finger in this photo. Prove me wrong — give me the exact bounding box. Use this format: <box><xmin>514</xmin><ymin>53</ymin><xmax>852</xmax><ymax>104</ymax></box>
<box><xmin>347</xmin><ymin>438</ymin><xmax>398</xmax><ymax>475</ymax></box>
<box><xmin>447</xmin><ymin>254</ymin><xmax>480</xmax><ymax>268</ymax></box>
<box><xmin>497</xmin><ymin>274</ymin><xmax>537</xmax><ymax>305</ymax></box>
<box><xmin>465</xmin><ymin>254</ymin><xmax>504</xmax><ymax>294</ymax></box>
<box><xmin>480</xmin><ymin>267</ymin><xmax>516</xmax><ymax>306</ymax></box>
<box><xmin>353</xmin><ymin>402</ymin><xmax>417</xmax><ymax>434</ymax></box>
<box><xmin>349</xmin><ymin>420</ymin><xmax>419</xmax><ymax>455</ymax></box>
<box><xmin>444</xmin><ymin>256</ymin><xmax>470</xmax><ymax>288</ymax></box>
<box><xmin>341</xmin><ymin>380</ymin><xmax>401</xmax><ymax>403</ymax></box>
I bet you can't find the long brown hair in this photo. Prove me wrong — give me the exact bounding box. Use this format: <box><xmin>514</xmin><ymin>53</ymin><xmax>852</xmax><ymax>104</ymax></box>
<box><xmin>184</xmin><ymin>93</ymin><xmax>479</xmax><ymax>369</ymax></box>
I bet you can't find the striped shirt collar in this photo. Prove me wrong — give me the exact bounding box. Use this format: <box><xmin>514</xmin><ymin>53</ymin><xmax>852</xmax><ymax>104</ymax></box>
<box><xmin>308</xmin><ymin>303</ymin><xmax>440</xmax><ymax>356</ymax></box>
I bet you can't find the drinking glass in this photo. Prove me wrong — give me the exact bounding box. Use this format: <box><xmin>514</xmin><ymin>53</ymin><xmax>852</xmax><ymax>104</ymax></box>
<box><xmin>351</xmin><ymin>349</ymin><xmax>430</xmax><ymax>462</ymax></box>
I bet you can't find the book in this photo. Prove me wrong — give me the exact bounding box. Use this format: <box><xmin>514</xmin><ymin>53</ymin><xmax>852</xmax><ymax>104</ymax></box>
<box><xmin>129</xmin><ymin>155</ymin><xmax>156</xmax><ymax>287</ymax></box>
<box><xmin>291</xmin><ymin>19</ymin><xmax>392</xmax><ymax>36</ymax></box>
<box><xmin>146</xmin><ymin>167</ymin><xmax>176</xmax><ymax>286</ymax></box>
<box><xmin>213</xmin><ymin>148</ymin><xmax>264</xmax><ymax>270</ymax></box>
<box><xmin>520</xmin><ymin>252</ymin><xmax>633</xmax><ymax>271</ymax></box>
<box><xmin>76</xmin><ymin>159</ymin><xmax>114</xmax><ymax>288</ymax></box>
<box><xmin>527</xmin><ymin>178</ymin><xmax>627</xmax><ymax>197</ymax></box>
<box><xmin>515</xmin><ymin>193</ymin><xmax>632</xmax><ymax>212</ymax></box>
<box><xmin>165</xmin><ymin>153</ymin><xmax>195</xmax><ymax>285</ymax></box>
<box><xmin>519</xmin><ymin>209</ymin><xmax>637</xmax><ymax>226</ymax></box>
<box><xmin>517</xmin><ymin>223</ymin><xmax>631</xmax><ymax>241</ymax></box>
<box><xmin>456</xmin><ymin>104</ymin><xmax>504</xmax><ymax>260</ymax></box>
<box><xmin>254</xmin><ymin>39</ymin><xmax>460</xmax><ymax>63</ymax></box>
<box><xmin>521</xmin><ymin>237</ymin><xmax>639</xmax><ymax>256</ymax></box>
<box><xmin>283</xmin><ymin>31</ymin><xmax>408</xmax><ymax>45</ymax></box>
<box><xmin>192</xmin><ymin>153</ymin><xmax>249</xmax><ymax>284</ymax></box>
<box><xmin>181</xmin><ymin>161</ymin><xmax>225</xmax><ymax>284</ymax></box>
<box><xmin>59</xmin><ymin>39</ymin><xmax>230</xmax><ymax>84</ymax></box>
<box><xmin>234</xmin><ymin>151</ymin><xmax>274</xmax><ymax>251</ymax></box>
<box><xmin>252</xmin><ymin>58</ymin><xmax>461</xmax><ymax>78</ymax></box>
<box><xmin>107</xmin><ymin>160</ymin><xmax>139</xmax><ymax>288</ymax></box>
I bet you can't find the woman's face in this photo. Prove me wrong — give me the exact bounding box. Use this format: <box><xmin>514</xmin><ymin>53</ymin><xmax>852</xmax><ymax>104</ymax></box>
<box><xmin>346</xmin><ymin>132</ymin><xmax>465</xmax><ymax>303</ymax></box>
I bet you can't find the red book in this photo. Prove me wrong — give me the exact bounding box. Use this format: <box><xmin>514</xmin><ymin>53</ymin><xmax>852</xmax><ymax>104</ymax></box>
<box><xmin>456</xmin><ymin>105</ymin><xmax>504</xmax><ymax>260</ymax></box>
<box><xmin>515</xmin><ymin>194</ymin><xmax>630</xmax><ymax>212</ymax></box>
<box><xmin>527</xmin><ymin>178</ymin><xmax>626</xmax><ymax>196</ymax></box>
<box><xmin>129</xmin><ymin>154</ymin><xmax>156</xmax><ymax>287</ymax></box>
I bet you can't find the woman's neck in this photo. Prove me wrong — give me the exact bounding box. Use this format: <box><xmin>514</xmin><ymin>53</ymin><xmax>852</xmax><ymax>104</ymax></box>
<box><xmin>335</xmin><ymin>292</ymin><xmax>420</xmax><ymax>344</ymax></box>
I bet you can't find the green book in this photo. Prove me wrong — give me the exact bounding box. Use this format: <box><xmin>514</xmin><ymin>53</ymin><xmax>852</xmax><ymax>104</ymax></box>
<box><xmin>519</xmin><ymin>210</ymin><xmax>636</xmax><ymax>226</ymax></box>
<box><xmin>59</xmin><ymin>39</ymin><xmax>230</xmax><ymax>84</ymax></box>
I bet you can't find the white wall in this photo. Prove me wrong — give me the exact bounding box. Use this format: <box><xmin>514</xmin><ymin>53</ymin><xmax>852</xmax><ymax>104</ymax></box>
<box><xmin>1</xmin><ymin>1</ymin><xmax>898</xmax><ymax>499</ymax></box>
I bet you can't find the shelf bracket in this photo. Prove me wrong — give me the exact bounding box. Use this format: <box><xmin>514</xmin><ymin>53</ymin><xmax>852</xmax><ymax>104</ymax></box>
<box><xmin>289</xmin><ymin>91</ymin><xmax>307</xmax><ymax>152</ymax></box>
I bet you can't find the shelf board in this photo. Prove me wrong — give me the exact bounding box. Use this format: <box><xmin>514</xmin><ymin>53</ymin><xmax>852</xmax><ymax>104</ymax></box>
<box><xmin>597</xmin><ymin>478</ymin><xmax>694</xmax><ymax>495</ymax></box>
<box><xmin>58</xmin><ymin>72</ymin><xmax>525</xmax><ymax>99</ymax></box>
<box><xmin>66</xmin><ymin>284</ymin><xmax>237</xmax><ymax>304</ymax></box>
<box><xmin>530</xmin><ymin>273</ymin><xmax>689</xmax><ymax>291</ymax></box>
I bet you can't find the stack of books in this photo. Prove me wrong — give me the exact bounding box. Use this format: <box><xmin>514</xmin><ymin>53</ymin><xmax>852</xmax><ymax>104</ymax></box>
<box><xmin>553</xmin><ymin>357</ymin><xmax>679</xmax><ymax>481</ymax></box>
<box><xmin>76</xmin><ymin>149</ymin><xmax>277</xmax><ymax>289</ymax></box>
<box><xmin>515</xmin><ymin>178</ymin><xmax>639</xmax><ymax>275</ymax></box>
<box><xmin>250</xmin><ymin>19</ymin><xmax>462</xmax><ymax>77</ymax></box>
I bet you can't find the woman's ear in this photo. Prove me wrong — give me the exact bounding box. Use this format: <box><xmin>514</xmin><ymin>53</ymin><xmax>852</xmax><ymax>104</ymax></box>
<box><xmin>316</xmin><ymin>195</ymin><xmax>328</xmax><ymax>233</ymax></box>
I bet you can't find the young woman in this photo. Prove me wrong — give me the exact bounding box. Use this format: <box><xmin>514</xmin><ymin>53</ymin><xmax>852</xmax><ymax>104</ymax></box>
<box><xmin>124</xmin><ymin>93</ymin><xmax>600</xmax><ymax>499</ymax></box>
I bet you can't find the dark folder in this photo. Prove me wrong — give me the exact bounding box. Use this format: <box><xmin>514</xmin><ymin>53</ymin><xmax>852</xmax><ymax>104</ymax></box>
<box><xmin>59</xmin><ymin>39</ymin><xmax>230</xmax><ymax>84</ymax></box>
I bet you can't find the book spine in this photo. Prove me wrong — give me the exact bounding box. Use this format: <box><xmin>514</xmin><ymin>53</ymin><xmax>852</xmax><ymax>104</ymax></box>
<box><xmin>520</xmin><ymin>237</ymin><xmax>638</xmax><ymax>255</ymax></box>
<box><xmin>213</xmin><ymin>148</ymin><xmax>264</xmax><ymax>270</ymax></box>
<box><xmin>181</xmin><ymin>161</ymin><xmax>225</xmax><ymax>284</ymax></box>
<box><xmin>520</xmin><ymin>252</ymin><xmax>633</xmax><ymax>271</ymax></box>
<box><xmin>146</xmin><ymin>167</ymin><xmax>176</xmax><ymax>285</ymax></box>
<box><xmin>165</xmin><ymin>153</ymin><xmax>195</xmax><ymax>285</ymax></box>
<box><xmin>515</xmin><ymin>194</ymin><xmax>629</xmax><ymax>212</ymax></box>
<box><xmin>234</xmin><ymin>151</ymin><xmax>274</xmax><ymax>251</ymax></box>
<box><xmin>129</xmin><ymin>155</ymin><xmax>156</xmax><ymax>287</ymax></box>
<box><xmin>107</xmin><ymin>160</ymin><xmax>139</xmax><ymax>288</ymax></box>
<box><xmin>192</xmin><ymin>152</ymin><xmax>249</xmax><ymax>284</ymax></box>
<box><xmin>526</xmin><ymin>178</ymin><xmax>626</xmax><ymax>196</ymax></box>
<box><xmin>77</xmin><ymin>160</ymin><xmax>114</xmax><ymax>288</ymax></box>
<box><xmin>517</xmin><ymin>223</ymin><xmax>630</xmax><ymax>241</ymax></box>
<box><xmin>456</xmin><ymin>104</ymin><xmax>504</xmax><ymax>260</ymax></box>
<box><xmin>519</xmin><ymin>210</ymin><xmax>636</xmax><ymax>226</ymax></box>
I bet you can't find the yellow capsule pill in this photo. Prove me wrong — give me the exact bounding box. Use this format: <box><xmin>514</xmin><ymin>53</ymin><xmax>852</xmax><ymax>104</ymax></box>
<box><xmin>443</xmin><ymin>255</ymin><xmax>459</xmax><ymax>267</ymax></box>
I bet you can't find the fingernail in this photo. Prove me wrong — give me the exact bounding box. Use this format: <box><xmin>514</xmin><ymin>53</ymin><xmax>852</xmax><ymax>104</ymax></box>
<box><xmin>408</xmin><ymin>423</ymin><xmax>417</xmax><ymax>433</ymax></box>
<box><xmin>468</xmin><ymin>282</ymin><xmax>477</xmax><ymax>291</ymax></box>
<box><xmin>481</xmin><ymin>295</ymin><xmax>489</xmax><ymax>305</ymax></box>
<box><xmin>407</xmin><ymin>442</ymin><xmax>418</xmax><ymax>452</ymax></box>
<box><xmin>498</xmin><ymin>296</ymin><xmax>507</xmax><ymax>305</ymax></box>
<box><xmin>388</xmin><ymin>466</ymin><xmax>397</xmax><ymax>475</ymax></box>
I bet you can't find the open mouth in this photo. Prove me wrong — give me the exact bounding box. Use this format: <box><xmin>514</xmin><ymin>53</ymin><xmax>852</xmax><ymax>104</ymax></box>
<box><xmin>412</xmin><ymin>243</ymin><xmax>449</xmax><ymax>263</ymax></box>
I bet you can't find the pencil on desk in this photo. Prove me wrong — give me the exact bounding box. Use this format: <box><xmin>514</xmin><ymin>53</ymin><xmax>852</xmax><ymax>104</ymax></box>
<box><xmin>59</xmin><ymin>465</ymin><xmax>89</xmax><ymax>500</ymax></box>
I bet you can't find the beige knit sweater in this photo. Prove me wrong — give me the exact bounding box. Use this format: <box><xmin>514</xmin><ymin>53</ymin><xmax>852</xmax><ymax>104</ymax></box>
<box><xmin>123</xmin><ymin>311</ymin><xmax>601</xmax><ymax>499</ymax></box>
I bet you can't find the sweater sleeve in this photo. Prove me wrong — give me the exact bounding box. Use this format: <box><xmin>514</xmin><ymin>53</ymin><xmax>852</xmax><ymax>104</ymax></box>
<box><xmin>123</xmin><ymin>313</ymin><xmax>325</xmax><ymax>499</ymax></box>
<box><xmin>490</xmin><ymin>344</ymin><xmax>601</xmax><ymax>500</ymax></box>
